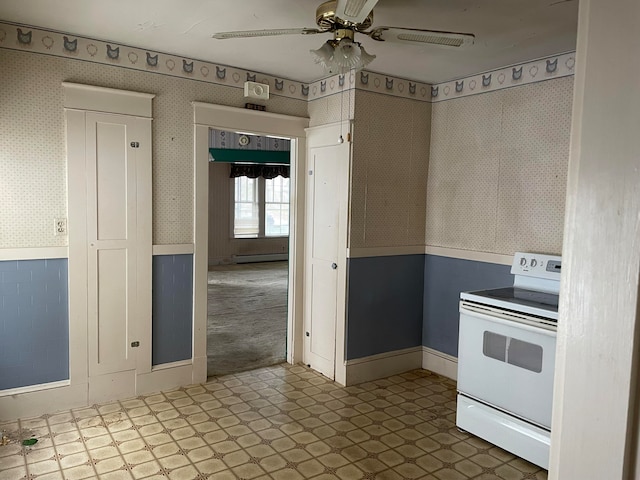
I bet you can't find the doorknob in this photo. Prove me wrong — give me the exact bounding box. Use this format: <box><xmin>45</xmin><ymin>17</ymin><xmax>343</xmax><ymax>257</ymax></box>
<box><xmin>331</xmin><ymin>263</ymin><xmax>337</xmax><ymax>269</ymax></box>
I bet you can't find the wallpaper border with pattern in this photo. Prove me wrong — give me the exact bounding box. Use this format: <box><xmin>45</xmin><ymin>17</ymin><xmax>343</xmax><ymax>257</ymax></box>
<box><xmin>1</xmin><ymin>21</ymin><xmax>575</xmax><ymax>106</ymax></box>
<box><xmin>0</xmin><ymin>21</ymin><xmax>309</xmax><ymax>101</ymax></box>
<box><xmin>431</xmin><ymin>52</ymin><xmax>576</xmax><ymax>103</ymax></box>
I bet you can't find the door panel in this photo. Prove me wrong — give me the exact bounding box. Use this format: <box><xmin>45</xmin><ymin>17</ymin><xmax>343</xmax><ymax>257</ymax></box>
<box><xmin>96</xmin><ymin>249</ymin><xmax>130</xmax><ymax>369</ymax></box>
<box><xmin>86</xmin><ymin>112</ymin><xmax>138</xmax><ymax>377</ymax></box>
<box><xmin>96</xmin><ymin>122</ymin><xmax>129</xmax><ymax>240</ymax></box>
<box><xmin>309</xmin><ymin>263</ymin><xmax>337</xmax><ymax>364</ymax></box>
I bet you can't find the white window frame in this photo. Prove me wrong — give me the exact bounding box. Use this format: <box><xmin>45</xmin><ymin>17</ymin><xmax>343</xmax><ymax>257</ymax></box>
<box><xmin>231</xmin><ymin>174</ymin><xmax>290</xmax><ymax>239</ymax></box>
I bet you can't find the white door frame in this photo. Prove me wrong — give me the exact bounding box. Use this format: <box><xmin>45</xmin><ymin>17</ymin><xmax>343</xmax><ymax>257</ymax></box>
<box><xmin>192</xmin><ymin>102</ymin><xmax>309</xmax><ymax>380</ymax></box>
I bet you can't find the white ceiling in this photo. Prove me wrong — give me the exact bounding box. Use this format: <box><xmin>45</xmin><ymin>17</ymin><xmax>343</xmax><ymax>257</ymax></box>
<box><xmin>0</xmin><ymin>0</ymin><xmax>579</xmax><ymax>84</ymax></box>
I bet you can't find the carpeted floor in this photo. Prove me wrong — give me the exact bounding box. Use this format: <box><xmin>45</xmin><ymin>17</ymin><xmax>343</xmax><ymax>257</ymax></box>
<box><xmin>207</xmin><ymin>261</ymin><xmax>288</xmax><ymax>377</ymax></box>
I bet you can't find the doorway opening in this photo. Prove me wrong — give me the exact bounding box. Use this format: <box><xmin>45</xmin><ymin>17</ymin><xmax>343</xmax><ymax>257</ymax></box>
<box><xmin>207</xmin><ymin>128</ymin><xmax>291</xmax><ymax>376</ymax></box>
<box><xmin>192</xmin><ymin>102</ymin><xmax>308</xmax><ymax>385</ymax></box>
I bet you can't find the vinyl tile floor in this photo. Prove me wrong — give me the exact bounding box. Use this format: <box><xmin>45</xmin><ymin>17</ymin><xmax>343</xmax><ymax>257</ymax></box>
<box><xmin>0</xmin><ymin>364</ymin><xmax>547</xmax><ymax>480</ymax></box>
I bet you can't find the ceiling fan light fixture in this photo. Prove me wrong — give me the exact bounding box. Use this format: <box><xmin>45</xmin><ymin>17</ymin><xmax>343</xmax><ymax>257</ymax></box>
<box><xmin>310</xmin><ymin>40</ymin><xmax>336</xmax><ymax>68</ymax></box>
<box><xmin>310</xmin><ymin>37</ymin><xmax>375</xmax><ymax>75</ymax></box>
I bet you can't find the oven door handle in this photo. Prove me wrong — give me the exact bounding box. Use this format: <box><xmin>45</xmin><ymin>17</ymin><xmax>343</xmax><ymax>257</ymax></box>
<box><xmin>459</xmin><ymin>301</ymin><xmax>557</xmax><ymax>336</ymax></box>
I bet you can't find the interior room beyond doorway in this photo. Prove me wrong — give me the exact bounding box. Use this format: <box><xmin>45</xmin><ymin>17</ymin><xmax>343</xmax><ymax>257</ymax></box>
<box><xmin>207</xmin><ymin>128</ymin><xmax>292</xmax><ymax>377</ymax></box>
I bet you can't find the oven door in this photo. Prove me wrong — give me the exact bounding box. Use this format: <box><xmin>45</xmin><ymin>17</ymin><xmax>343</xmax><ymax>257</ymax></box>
<box><xmin>457</xmin><ymin>302</ymin><xmax>556</xmax><ymax>429</ymax></box>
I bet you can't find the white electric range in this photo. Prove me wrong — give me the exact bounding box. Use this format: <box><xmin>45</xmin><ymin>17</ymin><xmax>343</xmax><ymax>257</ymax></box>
<box><xmin>456</xmin><ymin>252</ymin><xmax>561</xmax><ymax>470</ymax></box>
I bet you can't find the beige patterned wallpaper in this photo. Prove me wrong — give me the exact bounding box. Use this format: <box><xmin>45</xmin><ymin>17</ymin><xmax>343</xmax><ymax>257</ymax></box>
<box><xmin>350</xmin><ymin>92</ymin><xmax>432</xmax><ymax>248</ymax></box>
<box><xmin>0</xmin><ymin>48</ymin><xmax>306</xmax><ymax>248</ymax></box>
<box><xmin>426</xmin><ymin>76</ymin><xmax>574</xmax><ymax>255</ymax></box>
<box><xmin>307</xmin><ymin>88</ymin><xmax>355</xmax><ymax>127</ymax></box>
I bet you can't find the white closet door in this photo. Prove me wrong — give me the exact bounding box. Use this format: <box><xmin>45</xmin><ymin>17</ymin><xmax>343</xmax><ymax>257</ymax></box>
<box><xmin>304</xmin><ymin>141</ymin><xmax>349</xmax><ymax>379</ymax></box>
<box><xmin>85</xmin><ymin>112</ymin><xmax>139</xmax><ymax>377</ymax></box>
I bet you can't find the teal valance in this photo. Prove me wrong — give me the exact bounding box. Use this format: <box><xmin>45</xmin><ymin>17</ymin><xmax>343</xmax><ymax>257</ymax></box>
<box><xmin>209</xmin><ymin>148</ymin><xmax>290</xmax><ymax>164</ymax></box>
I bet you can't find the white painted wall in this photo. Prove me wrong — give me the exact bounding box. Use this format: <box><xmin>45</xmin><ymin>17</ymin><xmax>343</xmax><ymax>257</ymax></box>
<box><xmin>550</xmin><ymin>0</ymin><xmax>640</xmax><ymax>477</ymax></box>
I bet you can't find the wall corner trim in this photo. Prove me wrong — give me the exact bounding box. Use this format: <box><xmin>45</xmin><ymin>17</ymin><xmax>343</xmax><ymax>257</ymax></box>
<box><xmin>344</xmin><ymin>346</ymin><xmax>423</xmax><ymax>385</ymax></box>
<box><xmin>422</xmin><ymin>346</ymin><xmax>458</xmax><ymax>381</ymax></box>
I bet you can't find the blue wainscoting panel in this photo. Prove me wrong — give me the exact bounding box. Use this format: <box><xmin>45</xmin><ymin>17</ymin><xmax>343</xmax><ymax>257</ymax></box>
<box><xmin>423</xmin><ymin>254</ymin><xmax>512</xmax><ymax>357</ymax></box>
<box><xmin>0</xmin><ymin>259</ymin><xmax>69</xmax><ymax>390</ymax></box>
<box><xmin>152</xmin><ymin>254</ymin><xmax>193</xmax><ymax>366</ymax></box>
<box><xmin>346</xmin><ymin>255</ymin><xmax>425</xmax><ymax>360</ymax></box>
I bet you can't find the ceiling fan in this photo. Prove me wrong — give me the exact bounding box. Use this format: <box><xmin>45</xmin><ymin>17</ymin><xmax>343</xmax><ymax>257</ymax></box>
<box><xmin>212</xmin><ymin>0</ymin><xmax>475</xmax><ymax>74</ymax></box>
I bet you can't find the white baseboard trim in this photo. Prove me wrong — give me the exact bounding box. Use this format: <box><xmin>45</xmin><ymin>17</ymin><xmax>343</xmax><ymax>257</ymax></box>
<box><xmin>137</xmin><ymin>364</ymin><xmax>194</xmax><ymax>396</ymax></box>
<box><xmin>422</xmin><ymin>346</ymin><xmax>458</xmax><ymax>380</ymax></box>
<box><xmin>345</xmin><ymin>346</ymin><xmax>423</xmax><ymax>385</ymax></box>
<box><xmin>0</xmin><ymin>383</ymin><xmax>87</xmax><ymax>421</ymax></box>
<box><xmin>233</xmin><ymin>253</ymin><xmax>288</xmax><ymax>263</ymax></box>
<box><xmin>151</xmin><ymin>359</ymin><xmax>192</xmax><ymax>372</ymax></box>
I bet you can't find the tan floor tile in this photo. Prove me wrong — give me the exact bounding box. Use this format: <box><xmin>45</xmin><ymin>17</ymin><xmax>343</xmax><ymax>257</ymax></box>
<box><xmin>132</xmin><ymin>415</ymin><xmax>158</xmax><ymax>428</ymax></box>
<box><xmin>61</xmin><ymin>463</ymin><xmax>96</xmax><ymax>479</ymax></box>
<box><xmin>55</xmin><ymin>441</ymin><xmax>86</xmax><ymax>456</ymax></box>
<box><xmin>158</xmin><ymin>453</ymin><xmax>189</xmax><ymax>470</ymax></box>
<box><xmin>59</xmin><ymin>451</ymin><xmax>90</xmax><ymax>469</ymax></box>
<box><xmin>509</xmin><ymin>456</ymin><xmax>542</xmax><ymax>473</ymax></box>
<box><xmin>246</xmin><ymin>444</ymin><xmax>277</xmax><ymax>459</ymax></box>
<box><xmin>281</xmin><ymin>448</ymin><xmax>312</xmax><ymax>464</ymax></box>
<box><xmin>131</xmin><ymin>460</ymin><xmax>161</xmax><ymax>479</ymax></box>
<box><xmin>112</xmin><ymin>429</ymin><xmax>140</xmax><ymax>443</ymax></box>
<box><xmin>89</xmin><ymin>445</ymin><xmax>120</xmax><ymax>460</ymax></box>
<box><xmin>153</xmin><ymin>442</ymin><xmax>180</xmax><ymax>459</ymax></box>
<box><xmin>23</xmin><ymin>446</ymin><xmax>55</xmax><ymax>463</ymax></box>
<box><xmin>270</xmin><ymin>468</ymin><xmax>304</xmax><ymax>480</ymax></box>
<box><xmin>471</xmin><ymin>452</ymin><xmax>504</xmax><ymax>469</ymax></box>
<box><xmin>259</xmin><ymin>453</ymin><xmax>287</xmax><ymax>472</ymax></box>
<box><xmin>144</xmin><ymin>433</ymin><xmax>173</xmax><ymax>447</ymax></box>
<box><xmin>123</xmin><ymin>449</ymin><xmax>155</xmax><ymax>465</ymax></box>
<box><xmin>394</xmin><ymin>462</ymin><xmax>428</xmax><ymax>479</ymax></box>
<box><xmin>355</xmin><ymin>457</ymin><xmax>388</xmax><ymax>473</ymax></box>
<box><xmin>377</xmin><ymin>449</ymin><xmax>405</xmax><ymax>468</ymax></box>
<box><xmin>118</xmin><ymin>438</ymin><xmax>146</xmax><ymax>455</ymax></box>
<box><xmin>223</xmin><ymin>449</ymin><xmax>250</xmax><ymax>468</ymax></box>
<box><xmin>193</xmin><ymin>421</ymin><xmax>220</xmax><ymax>434</ymax></box>
<box><xmin>194</xmin><ymin>458</ymin><xmax>227</xmax><ymax>474</ymax></box>
<box><xmin>29</xmin><ymin>471</ymin><xmax>65</xmax><ymax>480</ymax></box>
<box><xmin>415</xmin><ymin>453</ymin><xmax>444</xmax><ymax>473</ymax></box>
<box><xmin>26</xmin><ymin>458</ymin><xmax>61</xmax><ymax>475</ymax></box>
<box><xmin>211</xmin><ymin>440</ymin><xmax>241</xmax><ymax>455</ymax></box>
<box><xmin>495</xmin><ymin>463</ymin><xmax>526</xmax><ymax>480</ymax></box>
<box><xmin>232</xmin><ymin>462</ymin><xmax>266</xmax><ymax>479</ymax></box>
<box><xmin>100</xmin><ymin>469</ymin><xmax>134</xmax><ymax>479</ymax></box>
<box><xmin>96</xmin><ymin>456</ymin><xmax>127</xmax><ymax>474</ymax></box>
<box><xmin>167</xmin><ymin>464</ymin><xmax>198</xmax><ymax>479</ymax></box>
<box><xmin>52</xmin><ymin>430</ymin><xmax>82</xmax><ymax>445</ymax></box>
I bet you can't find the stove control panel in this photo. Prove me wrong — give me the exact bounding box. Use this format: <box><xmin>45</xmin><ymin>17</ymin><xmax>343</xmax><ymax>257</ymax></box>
<box><xmin>511</xmin><ymin>252</ymin><xmax>562</xmax><ymax>280</ymax></box>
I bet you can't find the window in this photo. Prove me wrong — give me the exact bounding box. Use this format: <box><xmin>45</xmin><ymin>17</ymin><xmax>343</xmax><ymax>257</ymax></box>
<box><xmin>233</xmin><ymin>175</ymin><xmax>290</xmax><ymax>238</ymax></box>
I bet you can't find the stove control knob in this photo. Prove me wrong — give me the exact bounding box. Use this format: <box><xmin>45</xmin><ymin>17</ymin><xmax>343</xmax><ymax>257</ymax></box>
<box><xmin>520</xmin><ymin>257</ymin><xmax>527</xmax><ymax>266</ymax></box>
<box><xmin>531</xmin><ymin>259</ymin><xmax>537</xmax><ymax>267</ymax></box>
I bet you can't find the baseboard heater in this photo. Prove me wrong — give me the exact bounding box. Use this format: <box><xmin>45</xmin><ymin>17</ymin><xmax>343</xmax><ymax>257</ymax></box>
<box><xmin>233</xmin><ymin>253</ymin><xmax>288</xmax><ymax>264</ymax></box>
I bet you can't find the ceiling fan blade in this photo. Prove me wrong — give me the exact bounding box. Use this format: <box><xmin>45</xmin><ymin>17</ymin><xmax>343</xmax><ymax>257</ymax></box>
<box><xmin>368</xmin><ymin>27</ymin><xmax>475</xmax><ymax>47</ymax></box>
<box><xmin>212</xmin><ymin>28</ymin><xmax>322</xmax><ymax>39</ymax></box>
<box><xmin>335</xmin><ymin>0</ymin><xmax>379</xmax><ymax>25</ymax></box>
